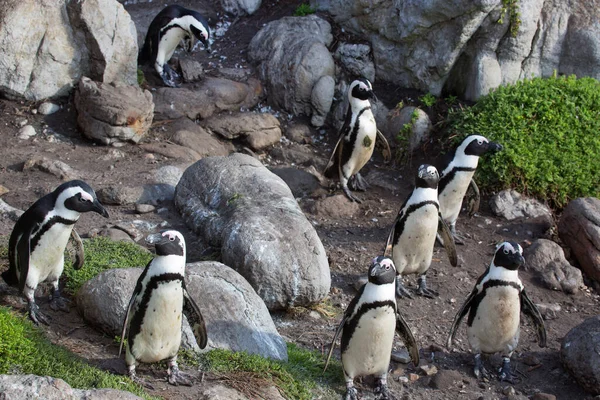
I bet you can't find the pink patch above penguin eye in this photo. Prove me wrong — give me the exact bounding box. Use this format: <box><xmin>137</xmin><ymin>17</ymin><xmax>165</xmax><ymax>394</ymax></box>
<box><xmin>80</xmin><ymin>191</ymin><xmax>93</xmax><ymax>202</ymax></box>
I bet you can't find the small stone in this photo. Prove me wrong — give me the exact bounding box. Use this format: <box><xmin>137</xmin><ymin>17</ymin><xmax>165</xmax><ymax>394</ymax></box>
<box><xmin>0</xmin><ymin>185</ymin><xmax>8</xmax><ymax>196</ymax></box>
<box><xmin>38</xmin><ymin>102</ymin><xmax>60</xmax><ymax>115</ymax></box>
<box><xmin>408</xmin><ymin>373</ymin><xmax>419</xmax><ymax>382</ymax></box>
<box><xmin>532</xmin><ymin>393</ymin><xmax>556</xmax><ymax>400</ymax></box>
<box><xmin>135</xmin><ymin>204</ymin><xmax>155</xmax><ymax>214</ymax></box>
<box><xmin>503</xmin><ymin>386</ymin><xmax>516</xmax><ymax>396</ymax></box>
<box><xmin>521</xmin><ymin>354</ymin><xmax>541</xmax><ymax>366</ymax></box>
<box><xmin>308</xmin><ymin>310</ymin><xmax>321</xmax><ymax>320</ymax></box>
<box><xmin>536</xmin><ymin>303</ymin><xmax>561</xmax><ymax>320</ymax></box>
<box><xmin>18</xmin><ymin>119</ymin><xmax>27</xmax><ymax>127</ymax></box>
<box><xmin>391</xmin><ymin>349</ymin><xmax>412</xmax><ymax>364</ymax></box>
<box><xmin>419</xmin><ymin>364</ymin><xmax>438</xmax><ymax>376</ymax></box>
<box><xmin>18</xmin><ymin>125</ymin><xmax>36</xmax><ymax>139</ymax></box>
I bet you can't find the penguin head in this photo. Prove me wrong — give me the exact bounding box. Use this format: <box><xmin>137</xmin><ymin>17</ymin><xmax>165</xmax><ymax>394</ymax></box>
<box><xmin>368</xmin><ymin>256</ymin><xmax>396</xmax><ymax>285</ymax></box>
<box><xmin>56</xmin><ymin>180</ymin><xmax>109</xmax><ymax>218</ymax></box>
<box><xmin>348</xmin><ymin>78</ymin><xmax>374</xmax><ymax>102</ymax></box>
<box><xmin>147</xmin><ymin>230</ymin><xmax>186</xmax><ymax>257</ymax></box>
<box><xmin>416</xmin><ymin>164</ymin><xmax>439</xmax><ymax>189</ymax></box>
<box><xmin>493</xmin><ymin>241</ymin><xmax>525</xmax><ymax>271</ymax></box>
<box><xmin>188</xmin><ymin>14</ymin><xmax>211</xmax><ymax>53</ymax></box>
<box><xmin>462</xmin><ymin>135</ymin><xmax>503</xmax><ymax>157</ymax></box>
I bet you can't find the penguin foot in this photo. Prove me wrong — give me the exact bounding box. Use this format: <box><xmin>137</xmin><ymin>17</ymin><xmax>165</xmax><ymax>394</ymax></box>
<box><xmin>349</xmin><ymin>174</ymin><xmax>369</xmax><ymax>192</ymax></box>
<box><xmin>452</xmin><ymin>230</ymin><xmax>470</xmax><ymax>245</ymax></box>
<box><xmin>374</xmin><ymin>381</ymin><xmax>394</xmax><ymax>400</ymax></box>
<box><xmin>161</xmin><ymin>64</ymin><xmax>181</xmax><ymax>87</ymax></box>
<box><xmin>395</xmin><ymin>280</ymin><xmax>414</xmax><ymax>299</ymax></box>
<box><xmin>344</xmin><ymin>387</ymin><xmax>359</xmax><ymax>400</ymax></box>
<box><xmin>473</xmin><ymin>354</ymin><xmax>490</xmax><ymax>381</ymax></box>
<box><xmin>416</xmin><ymin>276</ymin><xmax>438</xmax><ymax>298</ymax></box>
<box><xmin>129</xmin><ymin>369</ymin><xmax>155</xmax><ymax>390</ymax></box>
<box><xmin>167</xmin><ymin>365</ymin><xmax>193</xmax><ymax>386</ymax></box>
<box><xmin>498</xmin><ymin>358</ymin><xmax>517</xmax><ymax>383</ymax></box>
<box><xmin>49</xmin><ymin>291</ymin><xmax>71</xmax><ymax>312</ymax></box>
<box><xmin>343</xmin><ymin>187</ymin><xmax>363</xmax><ymax>203</ymax></box>
<box><xmin>29</xmin><ymin>303</ymin><xmax>51</xmax><ymax>325</ymax></box>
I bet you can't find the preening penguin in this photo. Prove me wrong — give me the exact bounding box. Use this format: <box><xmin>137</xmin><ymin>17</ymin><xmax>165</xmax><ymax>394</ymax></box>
<box><xmin>139</xmin><ymin>5</ymin><xmax>211</xmax><ymax>87</ymax></box>
<box><xmin>324</xmin><ymin>78</ymin><xmax>389</xmax><ymax>203</ymax></box>
<box><xmin>436</xmin><ymin>134</ymin><xmax>502</xmax><ymax>243</ymax></box>
<box><xmin>324</xmin><ymin>256</ymin><xmax>419</xmax><ymax>400</ymax></box>
<box><xmin>119</xmin><ymin>230</ymin><xmax>207</xmax><ymax>387</ymax></box>
<box><xmin>446</xmin><ymin>241</ymin><xmax>546</xmax><ymax>382</ymax></box>
<box><xmin>384</xmin><ymin>164</ymin><xmax>457</xmax><ymax>299</ymax></box>
<box><xmin>2</xmin><ymin>180</ymin><xmax>108</xmax><ymax>325</ymax></box>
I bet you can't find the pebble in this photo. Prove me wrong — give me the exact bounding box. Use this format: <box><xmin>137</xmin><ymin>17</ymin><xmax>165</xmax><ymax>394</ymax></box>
<box><xmin>391</xmin><ymin>349</ymin><xmax>412</xmax><ymax>364</ymax></box>
<box><xmin>18</xmin><ymin>125</ymin><xmax>36</xmax><ymax>139</ymax></box>
<box><xmin>135</xmin><ymin>203</ymin><xmax>156</xmax><ymax>214</ymax></box>
<box><xmin>532</xmin><ymin>393</ymin><xmax>556</xmax><ymax>400</ymax></box>
<box><xmin>0</xmin><ymin>185</ymin><xmax>8</xmax><ymax>196</ymax></box>
<box><xmin>419</xmin><ymin>364</ymin><xmax>438</xmax><ymax>376</ymax></box>
<box><xmin>408</xmin><ymin>373</ymin><xmax>419</xmax><ymax>382</ymax></box>
<box><xmin>38</xmin><ymin>102</ymin><xmax>60</xmax><ymax>115</ymax></box>
<box><xmin>503</xmin><ymin>386</ymin><xmax>516</xmax><ymax>396</ymax></box>
<box><xmin>522</xmin><ymin>354</ymin><xmax>541</xmax><ymax>366</ymax></box>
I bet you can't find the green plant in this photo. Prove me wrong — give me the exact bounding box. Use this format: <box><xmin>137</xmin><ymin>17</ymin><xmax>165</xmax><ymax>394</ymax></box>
<box><xmin>395</xmin><ymin>109</ymin><xmax>420</xmax><ymax>164</ymax></box>
<box><xmin>293</xmin><ymin>3</ymin><xmax>316</xmax><ymax>16</ymax></box>
<box><xmin>447</xmin><ymin>74</ymin><xmax>600</xmax><ymax>208</ymax></box>
<box><xmin>498</xmin><ymin>0</ymin><xmax>521</xmax><ymax>37</ymax></box>
<box><xmin>137</xmin><ymin>68</ymin><xmax>146</xmax><ymax>86</ymax></box>
<box><xmin>0</xmin><ymin>307</ymin><xmax>154</xmax><ymax>399</ymax></box>
<box><xmin>419</xmin><ymin>93</ymin><xmax>437</xmax><ymax>107</ymax></box>
<box><xmin>445</xmin><ymin>94</ymin><xmax>458</xmax><ymax>105</ymax></box>
<box><xmin>63</xmin><ymin>236</ymin><xmax>153</xmax><ymax>294</ymax></box>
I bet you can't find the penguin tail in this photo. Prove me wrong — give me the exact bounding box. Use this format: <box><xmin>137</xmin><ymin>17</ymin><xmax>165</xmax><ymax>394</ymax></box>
<box><xmin>1</xmin><ymin>268</ymin><xmax>18</xmax><ymax>287</ymax></box>
<box><xmin>323</xmin><ymin>163</ymin><xmax>338</xmax><ymax>180</ymax></box>
<box><xmin>138</xmin><ymin>39</ymin><xmax>151</xmax><ymax>65</ymax></box>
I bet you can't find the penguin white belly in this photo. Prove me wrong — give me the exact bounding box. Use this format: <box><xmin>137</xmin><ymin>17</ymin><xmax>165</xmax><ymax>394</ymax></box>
<box><xmin>156</xmin><ymin>28</ymin><xmax>186</xmax><ymax>67</ymax></box>
<box><xmin>132</xmin><ymin>281</ymin><xmax>183</xmax><ymax>363</ymax></box>
<box><xmin>392</xmin><ymin>204</ymin><xmax>439</xmax><ymax>275</ymax></box>
<box><xmin>29</xmin><ymin>224</ymin><xmax>73</xmax><ymax>285</ymax></box>
<box><xmin>342</xmin><ymin>306</ymin><xmax>396</xmax><ymax>379</ymax></box>
<box><xmin>344</xmin><ymin>115</ymin><xmax>377</xmax><ymax>177</ymax></box>
<box><xmin>439</xmin><ymin>170</ymin><xmax>475</xmax><ymax>224</ymax></box>
<box><xmin>468</xmin><ymin>286</ymin><xmax>521</xmax><ymax>354</ymax></box>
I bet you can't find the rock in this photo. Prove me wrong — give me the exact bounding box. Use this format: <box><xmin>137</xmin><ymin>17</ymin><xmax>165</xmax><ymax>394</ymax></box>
<box><xmin>179</xmin><ymin>57</ymin><xmax>204</xmax><ymax>83</ymax></box>
<box><xmin>270</xmin><ymin>143</ymin><xmax>322</xmax><ymax>167</ymax></box>
<box><xmin>391</xmin><ymin>349</ymin><xmax>411</xmax><ymax>364</ymax></box>
<box><xmin>535</xmin><ymin>302</ymin><xmax>561</xmax><ymax>320</ymax></box>
<box><xmin>388</xmin><ymin>106</ymin><xmax>432</xmax><ymax>153</ymax></box>
<box><xmin>135</xmin><ymin>204</ymin><xmax>155</xmax><ymax>214</ymax></box>
<box><xmin>17</xmin><ymin>125</ymin><xmax>36</xmax><ymax>140</ymax></box>
<box><xmin>75</xmin><ymin>77</ymin><xmax>154</xmax><ymax>145</ymax></box>
<box><xmin>23</xmin><ymin>156</ymin><xmax>79</xmax><ymax>181</ymax></box>
<box><xmin>0</xmin><ymin>198</ymin><xmax>23</xmax><ymax>221</ymax></box>
<box><xmin>138</xmin><ymin>183</ymin><xmax>176</xmax><ymax>205</ymax></box>
<box><xmin>141</xmin><ymin>143</ymin><xmax>201</xmax><ymax>162</ymax></box>
<box><xmin>38</xmin><ymin>102</ymin><xmax>60</xmax><ymax>115</ymax></box>
<box><xmin>559</xmin><ymin>198</ymin><xmax>600</xmax><ymax>284</ymax></box>
<box><xmin>308</xmin><ymin>194</ymin><xmax>360</xmax><ymax>219</ymax></box>
<box><xmin>220</xmin><ymin>0</ymin><xmax>261</xmax><ymax>16</ymax></box>
<box><xmin>0</xmin><ymin>0</ymin><xmax>137</xmax><ymax>101</ymax></box>
<box><xmin>174</xmin><ymin>153</ymin><xmax>330</xmax><ymax>310</ymax></box>
<box><xmin>521</xmin><ymin>354</ymin><xmax>541</xmax><ymax>366</ymax></box>
<box><xmin>248</xmin><ymin>15</ymin><xmax>335</xmax><ymax>127</ymax></box>
<box><xmin>532</xmin><ymin>394</ymin><xmax>557</xmax><ymax>400</ymax></box>
<box><xmin>97</xmin><ymin>185</ymin><xmax>143</xmax><ymax>205</ymax></box>
<box><xmin>98</xmin><ymin>227</ymin><xmax>134</xmax><ymax>243</ymax></box>
<box><xmin>270</xmin><ymin>167</ymin><xmax>321</xmax><ymax>198</ymax></box>
<box><xmin>334</xmin><ymin>43</ymin><xmax>376</xmax><ymax>83</ymax></box>
<box><xmin>0</xmin><ymin>185</ymin><xmax>8</xmax><ymax>196</ymax></box>
<box><xmin>524</xmin><ymin>239</ymin><xmax>582</xmax><ymax>293</ymax></box>
<box><xmin>561</xmin><ymin>315</ymin><xmax>600</xmax><ymax>394</ymax></box>
<box><xmin>285</xmin><ymin>123</ymin><xmax>312</xmax><ymax>144</ymax></box>
<box><xmin>153</xmin><ymin>77</ymin><xmax>263</xmax><ymax>120</ymax></box>
<box><xmin>198</xmin><ymin>383</ymin><xmax>285</xmax><ymax>400</ymax></box>
<box><xmin>153</xmin><ymin>165</ymin><xmax>183</xmax><ymax>187</ymax></box>
<box><xmin>430</xmin><ymin>369</ymin><xmax>463</xmax><ymax>390</ymax></box>
<box><xmin>490</xmin><ymin>189</ymin><xmax>554</xmax><ymax>225</ymax></box>
<box><xmin>0</xmin><ymin>375</ymin><xmax>142</xmax><ymax>400</ymax></box>
<box><xmin>202</xmin><ymin>112</ymin><xmax>281</xmax><ymax>151</ymax></box>
<box><xmin>218</xmin><ymin>67</ymin><xmax>253</xmax><ymax>82</ymax></box>
<box><xmin>169</xmin><ymin>118</ymin><xmax>233</xmax><ymax>158</ymax></box>
<box><xmin>310</xmin><ymin>75</ymin><xmax>335</xmax><ymax>127</ymax></box>
<box><xmin>77</xmin><ymin>263</ymin><xmax>288</xmax><ymax>360</ymax></box>
<box><xmin>419</xmin><ymin>364</ymin><xmax>438</xmax><ymax>376</ymax></box>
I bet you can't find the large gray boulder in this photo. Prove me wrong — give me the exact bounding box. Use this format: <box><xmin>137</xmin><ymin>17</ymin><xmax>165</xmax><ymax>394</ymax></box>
<box><xmin>0</xmin><ymin>0</ymin><xmax>137</xmax><ymax>101</ymax></box>
<box><xmin>317</xmin><ymin>0</ymin><xmax>600</xmax><ymax>100</ymax></box>
<box><xmin>77</xmin><ymin>263</ymin><xmax>287</xmax><ymax>361</ymax></box>
<box><xmin>220</xmin><ymin>0</ymin><xmax>262</xmax><ymax>16</ymax></box>
<box><xmin>248</xmin><ymin>15</ymin><xmax>335</xmax><ymax>127</ymax></box>
<box><xmin>175</xmin><ymin>153</ymin><xmax>331</xmax><ymax>310</ymax></box>
<box><xmin>561</xmin><ymin>316</ymin><xmax>600</xmax><ymax>394</ymax></box>
<box><xmin>524</xmin><ymin>239</ymin><xmax>583</xmax><ymax>294</ymax></box>
<box><xmin>202</xmin><ymin>112</ymin><xmax>282</xmax><ymax>151</ymax></box>
<box><xmin>0</xmin><ymin>375</ymin><xmax>142</xmax><ymax>400</ymax></box>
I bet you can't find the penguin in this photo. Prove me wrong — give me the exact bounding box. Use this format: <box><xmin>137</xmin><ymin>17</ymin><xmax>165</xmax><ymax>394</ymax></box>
<box><xmin>2</xmin><ymin>180</ymin><xmax>109</xmax><ymax>325</ymax></box>
<box><xmin>436</xmin><ymin>134</ymin><xmax>502</xmax><ymax>243</ymax></box>
<box><xmin>139</xmin><ymin>5</ymin><xmax>211</xmax><ymax>87</ymax></box>
<box><xmin>324</xmin><ymin>256</ymin><xmax>420</xmax><ymax>400</ymax></box>
<box><xmin>446</xmin><ymin>241</ymin><xmax>546</xmax><ymax>382</ymax></box>
<box><xmin>384</xmin><ymin>164</ymin><xmax>457</xmax><ymax>299</ymax></box>
<box><xmin>119</xmin><ymin>230</ymin><xmax>207</xmax><ymax>387</ymax></box>
<box><xmin>324</xmin><ymin>78</ymin><xmax>389</xmax><ymax>203</ymax></box>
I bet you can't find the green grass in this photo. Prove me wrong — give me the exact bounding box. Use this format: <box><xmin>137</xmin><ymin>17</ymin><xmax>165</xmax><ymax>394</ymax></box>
<box><xmin>202</xmin><ymin>343</ymin><xmax>343</xmax><ymax>400</ymax></box>
<box><xmin>293</xmin><ymin>3</ymin><xmax>316</xmax><ymax>16</ymax></box>
<box><xmin>448</xmin><ymin>74</ymin><xmax>600</xmax><ymax>208</ymax></box>
<box><xmin>0</xmin><ymin>306</ymin><xmax>154</xmax><ymax>398</ymax></box>
<box><xmin>63</xmin><ymin>236</ymin><xmax>152</xmax><ymax>294</ymax></box>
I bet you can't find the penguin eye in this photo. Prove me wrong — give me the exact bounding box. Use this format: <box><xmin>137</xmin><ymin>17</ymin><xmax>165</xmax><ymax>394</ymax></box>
<box><xmin>477</xmin><ymin>139</ymin><xmax>483</xmax><ymax>145</ymax></box>
<box><xmin>169</xmin><ymin>236</ymin><xmax>175</xmax><ymax>241</ymax></box>
<box><xmin>503</xmin><ymin>249</ymin><xmax>509</xmax><ymax>254</ymax></box>
<box><xmin>385</xmin><ymin>265</ymin><xmax>390</xmax><ymax>270</ymax></box>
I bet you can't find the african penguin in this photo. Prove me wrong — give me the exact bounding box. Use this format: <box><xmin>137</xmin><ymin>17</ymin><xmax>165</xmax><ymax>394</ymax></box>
<box><xmin>3</xmin><ymin>180</ymin><xmax>108</xmax><ymax>325</ymax></box>
<box><xmin>119</xmin><ymin>230</ymin><xmax>207</xmax><ymax>387</ymax></box>
<box><xmin>446</xmin><ymin>241</ymin><xmax>546</xmax><ymax>382</ymax></box>
<box><xmin>324</xmin><ymin>78</ymin><xmax>379</xmax><ymax>203</ymax></box>
<box><xmin>324</xmin><ymin>256</ymin><xmax>419</xmax><ymax>400</ymax></box>
<box><xmin>139</xmin><ymin>5</ymin><xmax>211</xmax><ymax>87</ymax></box>
<box><xmin>436</xmin><ymin>134</ymin><xmax>502</xmax><ymax>243</ymax></box>
<box><xmin>384</xmin><ymin>164</ymin><xmax>457</xmax><ymax>299</ymax></box>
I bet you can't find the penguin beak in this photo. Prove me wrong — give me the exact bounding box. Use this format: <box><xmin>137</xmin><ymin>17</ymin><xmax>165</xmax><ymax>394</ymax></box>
<box><xmin>489</xmin><ymin>142</ymin><xmax>503</xmax><ymax>153</ymax></box>
<box><xmin>93</xmin><ymin>201</ymin><xmax>109</xmax><ymax>218</ymax></box>
<box><xmin>370</xmin><ymin>263</ymin><xmax>384</xmax><ymax>277</ymax></box>
<box><xmin>516</xmin><ymin>254</ymin><xmax>525</xmax><ymax>266</ymax></box>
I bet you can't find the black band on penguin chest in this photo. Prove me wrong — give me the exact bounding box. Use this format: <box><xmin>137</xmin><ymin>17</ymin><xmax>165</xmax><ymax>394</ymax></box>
<box><xmin>30</xmin><ymin>216</ymin><xmax>77</xmax><ymax>253</ymax></box>
<box><xmin>438</xmin><ymin>167</ymin><xmax>476</xmax><ymax>194</ymax></box>
<box><xmin>340</xmin><ymin>106</ymin><xmax>371</xmax><ymax>173</ymax></box>
<box><xmin>160</xmin><ymin>24</ymin><xmax>186</xmax><ymax>39</ymax></box>
<box><xmin>341</xmin><ymin>300</ymin><xmax>396</xmax><ymax>354</ymax></box>
<box><xmin>393</xmin><ymin>200</ymin><xmax>439</xmax><ymax>244</ymax></box>
<box><xmin>467</xmin><ymin>280</ymin><xmax>522</xmax><ymax>327</ymax></box>
<box><xmin>129</xmin><ymin>273</ymin><xmax>185</xmax><ymax>349</ymax></box>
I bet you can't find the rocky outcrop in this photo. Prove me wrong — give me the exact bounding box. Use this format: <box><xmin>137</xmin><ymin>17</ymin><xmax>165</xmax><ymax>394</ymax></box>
<box><xmin>220</xmin><ymin>0</ymin><xmax>262</xmax><ymax>16</ymax></box>
<box><xmin>559</xmin><ymin>197</ymin><xmax>600</xmax><ymax>283</ymax></box>
<box><xmin>387</xmin><ymin>106</ymin><xmax>432</xmax><ymax>154</ymax></box>
<box><xmin>0</xmin><ymin>0</ymin><xmax>137</xmax><ymax>101</ymax></box>
<box><xmin>175</xmin><ymin>153</ymin><xmax>331</xmax><ymax>310</ymax></box>
<box><xmin>561</xmin><ymin>316</ymin><xmax>600</xmax><ymax>394</ymax></box>
<box><xmin>490</xmin><ymin>190</ymin><xmax>554</xmax><ymax>223</ymax></box>
<box><xmin>524</xmin><ymin>239</ymin><xmax>583</xmax><ymax>294</ymax></box>
<box><xmin>248</xmin><ymin>15</ymin><xmax>335</xmax><ymax>127</ymax></box>
<box><xmin>75</xmin><ymin>77</ymin><xmax>154</xmax><ymax>145</ymax></box>
<box><xmin>317</xmin><ymin>0</ymin><xmax>600</xmax><ymax>100</ymax></box>
<box><xmin>202</xmin><ymin>112</ymin><xmax>282</xmax><ymax>151</ymax></box>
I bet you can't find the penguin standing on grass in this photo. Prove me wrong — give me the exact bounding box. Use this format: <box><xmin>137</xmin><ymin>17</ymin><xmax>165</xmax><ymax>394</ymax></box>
<box><xmin>139</xmin><ymin>5</ymin><xmax>211</xmax><ymax>87</ymax></box>
<box><xmin>2</xmin><ymin>180</ymin><xmax>109</xmax><ymax>325</ymax></box>
<box><xmin>436</xmin><ymin>134</ymin><xmax>502</xmax><ymax>243</ymax></box>
<box><xmin>324</xmin><ymin>78</ymin><xmax>390</xmax><ymax>203</ymax></box>
<box><xmin>120</xmin><ymin>230</ymin><xmax>207</xmax><ymax>387</ymax></box>
<box><xmin>384</xmin><ymin>164</ymin><xmax>457</xmax><ymax>299</ymax></box>
<box><xmin>446</xmin><ymin>241</ymin><xmax>546</xmax><ymax>382</ymax></box>
<box><xmin>324</xmin><ymin>256</ymin><xmax>419</xmax><ymax>400</ymax></box>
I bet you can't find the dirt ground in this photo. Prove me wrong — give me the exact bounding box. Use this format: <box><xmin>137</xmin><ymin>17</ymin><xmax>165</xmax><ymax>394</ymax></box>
<box><xmin>0</xmin><ymin>0</ymin><xmax>599</xmax><ymax>399</ymax></box>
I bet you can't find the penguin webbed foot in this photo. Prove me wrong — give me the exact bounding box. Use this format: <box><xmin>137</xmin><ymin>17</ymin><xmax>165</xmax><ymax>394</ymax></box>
<box><xmin>416</xmin><ymin>276</ymin><xmax>438</xmax><ymax>298</ymax></box>
<box><xmin>167</xmin><ymin>364</ymin><xmax>193</xmax><ymax>386</ymax></box>
<box><xmin>161</xmin><ymin>64</ymin><xmax>181</xmax><ymax>88</ymax></box>
<box><xmin>344</xmin><ymin>387</ymin><xmax>359</xmax><ymax>400</ymax></box>
<box><xmin>348</xmin><ymin>173</ymin><xmax>369</xmax><ymax>192</ymax></box>
<box><xmin>374</xmin><ymin>379</ymin><xmax>394</xmax><ymax>400</ymax></box>
<box><xmin>395</xmin><ymin>279</ymin><xmax>414</xmax><ymax>299</ymax></box>
<box><xmin>128</xmin><ymin>368</ymin><xmax>156</xmax><ymax>390</ymax></box>
<box><xmin>29</xmin><ymin>302</ymin><xmax>51</xmax><ymax>325</ymax></box>
<box><xmin>498</xmin><ymin>358</ymin><xmax>518</xmax><ymax>384</ymax></box>
<box><xmin>343</xmin><ymin>186</ymin><xmax>363</xmax><ymax>203</ymax></box>
<box><xmin>473</xmin><ymin>354</ymin><xmax>490</xmax><ymax>381</ymax></box>
<box><xmin>49</xmin><ymin>290</ymin><xmax>70</xmax><ymax>312</ymax></box>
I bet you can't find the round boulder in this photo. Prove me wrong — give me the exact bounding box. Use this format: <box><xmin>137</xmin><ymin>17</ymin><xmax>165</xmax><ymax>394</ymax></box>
<box><xmin>524</xmin><ymin>239</ymin><xmax>583</xmax><ymax>294</ymax></box>
<box><xmin>561</xmin><ymin>316</ymin><xmax>600</xmax><ymax>394</ymax></box>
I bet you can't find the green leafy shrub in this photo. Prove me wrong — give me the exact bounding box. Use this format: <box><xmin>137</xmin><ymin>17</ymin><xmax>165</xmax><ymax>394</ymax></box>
<box><xmin>448</xmin><ymin>74</ymin><xmax>600</xmax><ymax>208</ymax></box>
<box><xmin>64</xmin><ymin>236</ymin><xmax>152</xmax><ymax>294</ymax></box>
<box><xmin>419</xmin><ymin>93</ymin><xmax>437</xmax><ymax>107</ymax></box>
<box><xmin>293</xmin><ymin>3</ymin><xmax>316</xmax><ymax>16</ymax></box>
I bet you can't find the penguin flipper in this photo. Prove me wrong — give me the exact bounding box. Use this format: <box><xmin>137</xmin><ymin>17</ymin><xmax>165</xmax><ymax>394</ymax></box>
<box><xmin>16</xmin><ymin>228</ymin><xmax>33</xmax><ymax>294</ymax></box>
<box><xmin>68</xmin><ymin>229</ymin><xmax>85</xmax><ymax>270</ymax></box>
<box><xmin>466</xmin><ymin>179</ymin><xmax>480</xmax><ymax>217</ymax></box>
<box><xmin>376</xmin><ymin>129</ymin><xmax>392</xmax><ymax>163</ymax></box>
<box><xmin>395</xmin><ymin>311</ymin><xmax>420</xmax><ymax>366</ymax></box>
<box><xmin>438</xmin><ymin>214</ymin><xmax>458</xmax><ymax>267</ymax></box>
<box><xmin>182</xmin><ymin>286</ymin><xmax>208</xmax><ymax>349</ymax></box>
<box><xmin>119</xmin><ymin>292</ymin><xmax>137</xmax><ymax>357</ymax></box>
<box><xmin>446</xmin><ymin>289</ymin><xmax>476</xmax><ymax>349</ymax></box>
<box><xmin>323</xmin><ymin>313</ymin><xmax>347</xmax><ymax>372</ymax></box>
<box><xmin>520</xmin><ymin>289</ymin><xmax>547</xmax><ymax>347</ymax></box>
<box><xmin>323</xmin><ymin>138</ymin><xmax>343</xmax><ymax>179</ymax></box>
